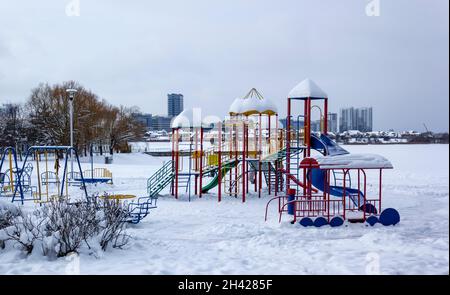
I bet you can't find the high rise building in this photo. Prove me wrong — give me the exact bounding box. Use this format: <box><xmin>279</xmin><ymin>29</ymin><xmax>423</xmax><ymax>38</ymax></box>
<box><xmin>339</xmin><ymin>107</ymin><xmax>373</xmax><ymax>132</ymax></box>
<box><xmin>168</xmin><ymin>93</ymin><xmax>184</xmax><ymax>117</ymax></box>
<box><xmin>327</xmin><ymin>113</ymin><xmax>338</xmax><ymax>133</ymax></box>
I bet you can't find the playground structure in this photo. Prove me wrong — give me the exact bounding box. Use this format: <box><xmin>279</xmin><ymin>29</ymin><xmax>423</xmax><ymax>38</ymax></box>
<box><xmin>70</xmin><ymin>144</ymin><xmax>113</xmax><ymax>185</ymax></box>
<box><xmin>0</xmin><ymin>79</ymin><xmax>400</xmax><ymax>227</ymax></box>
<box><xmin>4</xmin><ymin>146</ymin><xmax>89</xmax><ymax>204</ymax></box>
<box><xmin>169</xmin><ymin>88</ymin><xmax>284</xmax><ymax>202</ymax></box>
<box><xmin>1</xmin><ymin>147</ymin><xmax>27</xmax><ymax>200</ymax></box>
<box><xmin>138</xmin><ymin>78</ymin><xmax>399</xmax><ymax>226</ymax></box>
<box><xmin>0</xmin><ymin>145</ymin><xmax>155</xmax><ymax>224</ymax></box>
<box><xmin>264</xmin><ymin>78</ymin><xmax>399</xmax><ymax>226</ymax></box>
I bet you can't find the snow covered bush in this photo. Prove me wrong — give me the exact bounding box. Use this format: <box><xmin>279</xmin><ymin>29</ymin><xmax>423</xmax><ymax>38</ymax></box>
<box><xmin>0</xmin><ymin>201</ymin><xmax>21</xmax><ymax>249</ymax></box>
<box><xmin>96</xmin><ymin>196</ymin><xmax>130</xmax><ymax>251</ymax></box>
<box><xmin>2</xmin><ymin>208</ymin><xmax>46</xmax><ymax>254</ymax></box>
<box><xmin>0</xmin><ymin>196</ymin><xmax>130</xmax><ymax>257</ymax></box>
<box><xmin>42</xmin><ymin>200</ymin><xmax>100</xmax><ymax>257</ymax></box>
<box><xmin>0</xmin><ymin>201</ymin><xmax>20</xmax><ymax>230</ymax></box>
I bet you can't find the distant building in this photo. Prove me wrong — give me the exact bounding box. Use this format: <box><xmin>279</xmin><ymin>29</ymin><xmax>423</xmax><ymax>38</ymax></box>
<box><xmin>311</xmin><ymin>120</ymin><xmax>322</xmax><ymax>132</ymax></box>
<box><xmin>328</xmin><ymin>113</ymin><xmax>338</xmax><ymax>133</ymax></box>
<box><xmin>152</xmin><ymin>115</ymin><xmax>172</xmax><ymax>132</ymax></box>
<box><xmin>279</xmin><ymin>118</ymin><xmax>304</xmax><ymax>131</ymax></box>
<box><xmin>133</xmin><ymin>113</ymin><xmax>153</xmax><ymax>130</ymax></box>
<box><xmin>339</xmin><ymin>107</ymin><xmax>373</xmax><ymax>132</ymax></box>
<box><xmin>168</xmin><ymin>93</ymin><xmax>184</xmax><ymax>117</ymax></box>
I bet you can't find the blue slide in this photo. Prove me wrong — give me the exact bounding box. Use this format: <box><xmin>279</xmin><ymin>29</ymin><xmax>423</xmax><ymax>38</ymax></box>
<box><xmin>309</xmin><ymin>133</ymin><xmax>377</xmax><ymax>213</ymax></box>
<box><xmin>310</xmin><ymin>133</ymin><xmax>349</xmax><ymax>156</ymax></box>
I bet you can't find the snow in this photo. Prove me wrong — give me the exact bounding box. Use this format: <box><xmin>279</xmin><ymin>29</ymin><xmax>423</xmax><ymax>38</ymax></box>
<box><xmin>171</xmin><ymin>108</ymin><xmax>222</xmax><ymax>128</ymax></box>
<box><xmin>316</xmin><ymin>153</ymin><xmax>394</xmax><ymax>169</ymax></box>
<box><xmin>0</xmin><ymin>144</ymin><xmax>448</xmax><ymax>274</ymax></box>
<box><xmin>240</xmin><ymin>96</ymin><xmax>277</xmax><ymax>116</ymax></box>
<box><xmin>288</xmin><ymin>78</ymin><xmax>328</xmax><ymax>99</ymax></box>
<box><xmin>229</xmin><ymin>98</ymin><xmax>244</xmax><ymax>115</ymax></box>
<box><xmin>229</xmin><ymin>94</ymin><xmax>278</xmax><ymax>116</ymax></box>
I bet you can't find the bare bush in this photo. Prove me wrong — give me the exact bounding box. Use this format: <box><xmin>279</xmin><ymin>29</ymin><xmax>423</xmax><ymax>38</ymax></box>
<box><xmin>2</xmin><ymin>209</ymin><xmax>46</xmax><ymax>254</ymax></box>
<box><xmin>0</xmin><ymin>202</ymin><xmax>22</xmax><ymax>249</ymax></box>
<box><xmin>0</xmin><ymin>196</ymin><xmax>130</xmax><ymax>257</ymax></box>
<box><xmin>42</xmin><ymin>200</ymin><xmax>101</xmax><ymax>257</ymax></box>
<box><xmin>98</xmin><ymin>197</ymin><xmax>129</xmax><ymax>250</ymax></box>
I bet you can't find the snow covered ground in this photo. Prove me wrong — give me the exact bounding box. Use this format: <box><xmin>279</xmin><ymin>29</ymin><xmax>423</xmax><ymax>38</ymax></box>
<box><xmin>0</xmin><ymin>144</ymin><xmax>448</xmax><ymax>275</ymax></box>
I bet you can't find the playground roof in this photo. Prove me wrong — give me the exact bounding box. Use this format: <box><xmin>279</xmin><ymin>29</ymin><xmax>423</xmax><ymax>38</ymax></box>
<box><xmin>288</xmin><ymin>78</ymin><xmax>328</xmax><ymax>100</ymax></box>
<box><xmin>316</xmin><ymin>153</ymin><xmax>394</xmax><ymax>169</ymax></box>
<box><xmin>171</xmin><ymin>108</ymin><xmax>222</xmax><ymax>129</ymax></box>
<box><xmin>229</xmin><ymin>88</ymin><xmax>278</xmax><ymax>116</ymax></box>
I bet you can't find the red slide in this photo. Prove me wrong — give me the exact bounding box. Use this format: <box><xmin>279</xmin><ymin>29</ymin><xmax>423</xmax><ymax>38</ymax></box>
<box><xmin>278</xmin><ymin>168</ymin><xmax>318</xmax><ymax>193</ymax></box>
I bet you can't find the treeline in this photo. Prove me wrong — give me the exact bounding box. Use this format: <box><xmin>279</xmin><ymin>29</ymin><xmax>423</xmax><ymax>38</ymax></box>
<box><xmin>0</xmin><ymin>81</ymin><xmax>145</xmax><ymax>155</ymax></box>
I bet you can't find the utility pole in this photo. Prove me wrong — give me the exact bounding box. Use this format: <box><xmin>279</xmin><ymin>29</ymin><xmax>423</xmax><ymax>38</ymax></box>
<box><xmin>66</xmin><ymin>89</ymin><xmax>78</xmax><ymax>179</ymax></box>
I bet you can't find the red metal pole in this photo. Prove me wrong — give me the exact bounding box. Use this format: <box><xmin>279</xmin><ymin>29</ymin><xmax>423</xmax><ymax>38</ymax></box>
<box><xmin>324</xmin><ymin>98</ymin><xmax>328</xmax><ymax>135</ymax></box>
<box><xmin>303</xmin><ymin>99</ymin><xmax>307</xmax><ymax>158</ymax></box>
<box><xmin>268</xmin><ymin>115</ymin><xmax>271</xmax><ymax>195</ymax></box>
<box><xmin>218</xmin><ymin>122</ymin><xmax>222</xmax><ymax>202</ymax></box>
<box><xmin>258</xmin><ymin>114</ymin><xmax>262</xmax><ymax>198</ymax></box>
<box><xmin>246</xmin><ymin>123</ymin><xmax>249</xmax><ymax>195</ymax></box>
<box><xmin>199</xmin><ymin>127</ymin><xmax>203</xmax><ymax>198</ymax></box>
<box><xmin>379</xmin><ymin>169</ymin><xmax>382</xmax><ymax>214</ymax></box>
<box><xmin>358</xmin><ymin>169</ymin><xmax>361</xmax><ymax>209</ymax></box>
<box><xmin>175</xmin><ymin>129</ymin><xmax>179</xmax><ymax>199</ymax></box>
<box><xmin>254</xmin><ymin>121</ymin><xmax>257</xmax><ymax>192</ymax></box>
<box><xmin>171</xmin><ymin>128</ymin><xmax>175</xmax><ymax>196</ymax></box>
<box><xmin>306</xmin><ymin>98</ymin><xmax>311</xmax><ymax>157</ymax></box>
<box><xmin>286</xmin><ymin>98</ymin><xmax>291</xmax><ymax>192</ymax></box>
<box><xmin>234</xmin><ymin>124</ymin><xmax>238</xmax><ymax>197</ymax></box>
<box><xmin>242</xmin><ymin>121</ymin><xmax>246</xmax><ymax>203</ymax></box>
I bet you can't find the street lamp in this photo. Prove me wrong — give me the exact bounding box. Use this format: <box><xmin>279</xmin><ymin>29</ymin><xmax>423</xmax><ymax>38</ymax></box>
<box><xmin>66</xmin><ymin>88</ymin><xmax>77</xmax><ymax>179</ymax></box>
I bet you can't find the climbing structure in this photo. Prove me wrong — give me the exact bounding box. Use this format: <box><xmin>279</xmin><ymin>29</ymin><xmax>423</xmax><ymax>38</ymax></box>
<box><xmin>265</xmin><ymin>78</ymin><xmax>398</xmax><ymax>227</ymax></box>
<box><xmin>169</xmin><ymin>88</ymin><xmax>281</xmax><ymax>202</ymax></box>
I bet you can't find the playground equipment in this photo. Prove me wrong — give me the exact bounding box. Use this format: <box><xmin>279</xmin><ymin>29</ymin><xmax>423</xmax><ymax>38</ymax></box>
<box><xmin>167</xmin><ymin>88</ymin><xmax>287</xmax><ymax>202</ymax></box>
<box><xmin>71</xmin><ymin>144</ymin><xmax>113</xmax><ymax>185</ymax></box>
<box><xmin>13</xmin><ymin>146</ymin><xmax>88</xmax><ymax>204</ymax></box>
<box><xmin>265</xmin><ymin>78</ymin><xmax>399</xmax><ymax>226</ymax></box>
<box><xmin>0</xmin><ymin>147</ymin><xmax>27</xmax><ymax>200</ymax></box>
<box><xmin>124</xmin><ymin>160</ymin><xmax>174</xmax><ymax>223</ymax></box>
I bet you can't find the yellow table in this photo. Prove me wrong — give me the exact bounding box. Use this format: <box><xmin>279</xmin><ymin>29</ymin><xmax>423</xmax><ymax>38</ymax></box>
<box><xmin>100</xmin><ymin>194</ymin><xmax>136</xmax><ymax>203</ymax></box>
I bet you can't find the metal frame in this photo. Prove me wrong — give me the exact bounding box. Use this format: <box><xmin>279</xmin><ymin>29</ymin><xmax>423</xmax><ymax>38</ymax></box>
<box><xmin>13</xmin><ymin>146</ymin><xmax>88</xmax><ymax>204</ymax></box>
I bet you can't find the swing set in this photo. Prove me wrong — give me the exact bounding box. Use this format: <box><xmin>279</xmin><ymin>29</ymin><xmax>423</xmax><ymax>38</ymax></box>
<box><xmin>12</xmin><ymin>146</ymin><xmax>88</xmax><ymax>204</ymax></box>
<box><xmin>70</xmin><ymin>144</ymin><xmax>113</xmax><ymax>185</ymax></box>
<box><xmin>0</xmin><ymin>147</ymin><xmax>27</xmax><ymax>199</ymax></box>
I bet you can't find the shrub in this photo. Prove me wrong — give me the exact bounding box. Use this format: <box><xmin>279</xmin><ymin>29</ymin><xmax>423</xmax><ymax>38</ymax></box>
<box><xmin>0</xmin><ymin>196</ymin><xmax>130</xmax><ymax>257</ymax></box>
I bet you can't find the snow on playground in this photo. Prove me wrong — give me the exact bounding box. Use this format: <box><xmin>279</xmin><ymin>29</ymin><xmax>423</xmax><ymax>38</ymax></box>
<box><xmin>0</xmin><ymin>144</ymin><xmax>448</xmax><ymax>275</ymax></box>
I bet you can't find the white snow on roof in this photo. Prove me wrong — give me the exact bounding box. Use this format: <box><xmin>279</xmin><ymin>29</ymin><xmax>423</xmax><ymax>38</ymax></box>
<box><xmin>171</xmin><ymin>108</ymin><xmax>221</xmax><ymax>128</ymax></box>
<box><xmin>288</xmin><ymin>78</ymin><xmax>328</xmax><ymax>99</ymax></box>
<box><xmin>229</xmin><ymin>98</ymin><xmax>244</xmax><ymax>115</ymax></box>
<box><xmin>229</xmin><ymin>88</ymin><xmax>278</xmax><ymax>116</ymax></box>
<box><xmin>316</xmin><ymin>153</ymin><xmax>393</xmax><ymax>169</ymax></box>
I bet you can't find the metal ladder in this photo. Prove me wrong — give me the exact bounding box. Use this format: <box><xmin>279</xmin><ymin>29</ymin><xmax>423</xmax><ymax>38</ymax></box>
<box><xmin>127</xmin><ymin>160</ymin><xmax>175</xmax><ymax>224</ymax></box>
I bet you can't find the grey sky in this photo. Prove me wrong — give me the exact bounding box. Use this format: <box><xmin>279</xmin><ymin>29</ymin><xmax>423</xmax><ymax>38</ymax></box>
<box><xmin>0</xmin><ymin>0</ymin><xmax>448</xmax><ymax>131</ymax></box>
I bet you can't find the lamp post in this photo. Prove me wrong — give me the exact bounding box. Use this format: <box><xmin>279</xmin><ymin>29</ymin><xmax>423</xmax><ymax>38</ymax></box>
<box><xmin>66</xmin><ymin>89</ymin><xmax>78</xmax><ymax>179</ymax></box>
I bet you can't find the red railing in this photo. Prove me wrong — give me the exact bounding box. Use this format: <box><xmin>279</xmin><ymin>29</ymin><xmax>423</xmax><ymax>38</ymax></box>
<box><xmin>278</xmin><ymin>197</ymin><xmax>344</xmax><ymax>223</ymax></box>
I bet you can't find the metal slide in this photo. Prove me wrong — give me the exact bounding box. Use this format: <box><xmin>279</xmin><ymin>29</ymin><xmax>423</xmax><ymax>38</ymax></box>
<box><xmin>309</xmin><ymin>134</ymin><xmax>375</xmax><ymax>212</ymax></box>
<box><xmin>201</xmin><ymin>160</ymin><xmax>239</xmax><ymax>193</ymax></box>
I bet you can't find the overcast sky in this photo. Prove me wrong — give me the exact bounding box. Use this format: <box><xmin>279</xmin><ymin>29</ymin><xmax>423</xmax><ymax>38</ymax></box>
<box><xmin>0</xmin><ymin>0</ymin><xmax>448</xmax><ymax>131</ymax></box>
